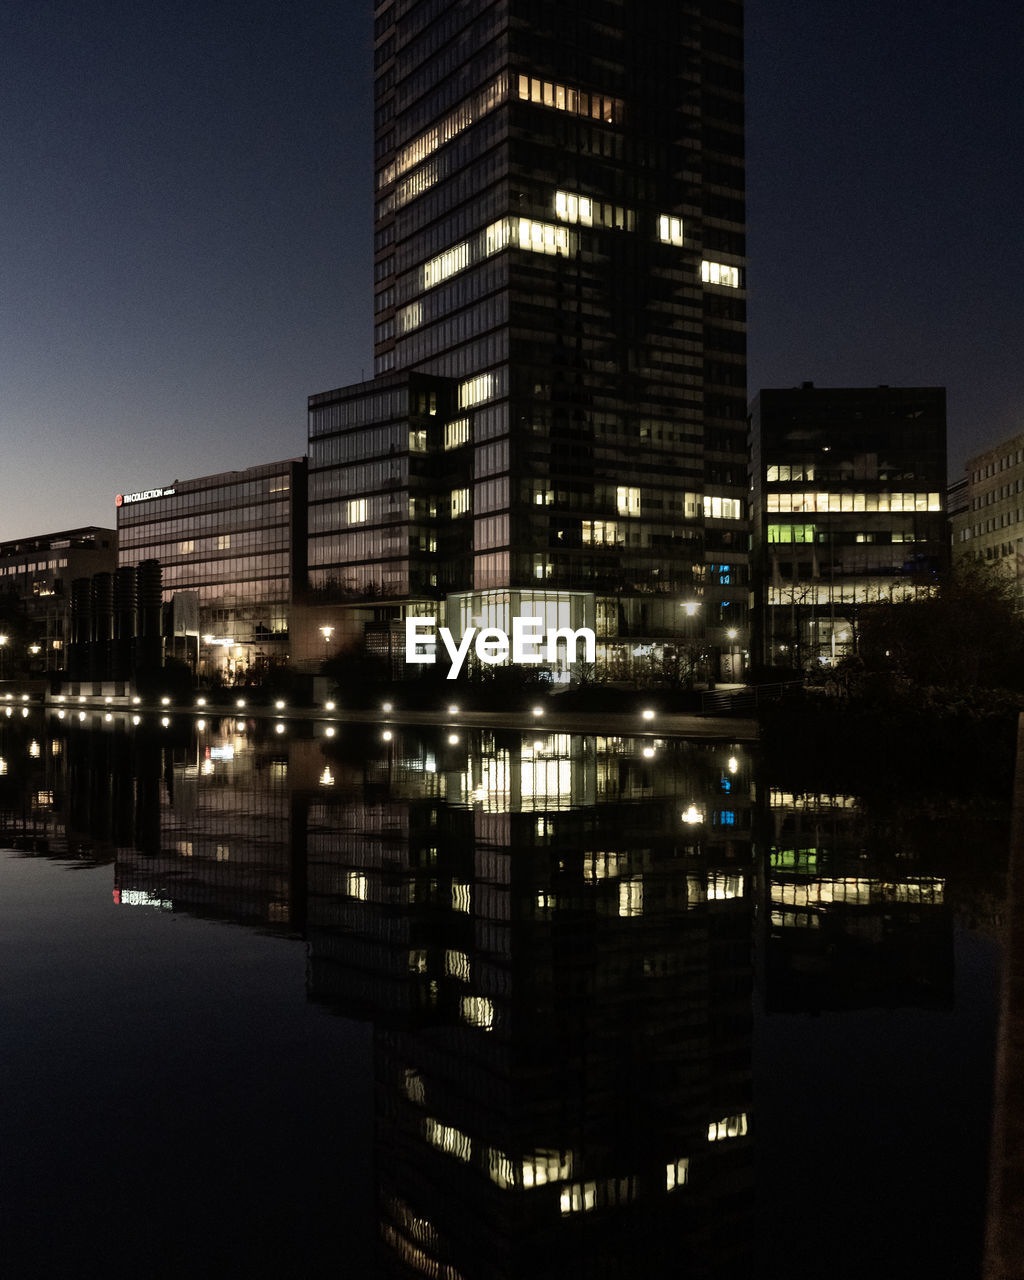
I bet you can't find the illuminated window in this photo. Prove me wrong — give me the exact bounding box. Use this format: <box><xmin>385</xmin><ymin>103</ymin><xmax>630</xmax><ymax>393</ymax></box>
<box><xmin>347</xmin><ymin>498</ymin><xmax>367</xmax><ymax>524</ymax></box>
<box><xmin>582</xmin><ymin>520</ymin><xmax>621</xmax><ymax>546</ymax></box>
<box><xmin>379</xmin><ymin>73</ymin><xmax>509</xmax><ymax>189</ymax></box>
<box><xmin>451</xmin><ymin>880</ymin><xmax>471</xmax><ymax>911</ymax></box>
<box><xmin>346</xmin><ymin>871</ymin><xmax>368</xmax><ymax>900</ymax></box>
<box><xmin>768</xmin><ymin>523</ymin><xmax>815</xmax><ymax>543</ymax></box>
<box><xmin>658</xmin><ymin>214</ymin><xmax>684</xmax><ymax>246</ymax></box>
<box><xmin>701</xmin><ymin>260</ymin><xmax>742</xmax><ymax>288</ymax></box>
<box><xmin>409</xmin><ymin>428</ymin><xmax>428</xmax><ymax>452</ymax></box>
<box><xmin>516</xmin><ymin>74</ymin><xmax>622</xmax><ymax>124</ymax></box>
<box><xmin>616</xmin><ymin>486</ymin><xmax>641</xmax><ymax>516</ymax></box>
<box><xmin>451</xmin><ymin>488</ymin><xmax>471</xmax><ymax>518</ymax></box>
<box><xmin>666</xmin><ymin>1158</ymin><xmax>690</xmax><ymax>1191</ymax></box>
<box><xmin>555</xmin><ymin>191</ymin><xmax>635</xmax><ymax>231</ymax></box>
<box><xmin>421</xmin><ymin>240</ymin><xmax>469</xmax><ymax>289</ymax></box>
<box><xmin>408</xmin><ymin>948</ymin><xmax>428</xmax><ymax>973</ymax></box>
<box><xmin>397</xmin><ymin>300</ymin><xmax>422</xmax><ymax>333</ymax></box>
<box><xmin>444</xmin><ymin>417</ymin><xmax>470</xmax><ymax>449</ymax></box>
<box><xmin>217</xmin><ymin>534</ymin><xmax>230</xmax><ymax>550</ymax></box>
<box><xmin>766</xmin><ymin>491</ymin><xmax>941</xmax><ymax>514</ymax></box>
<box><xmin>703</xmin><ymin>495</ymin><xmax>743</xmax><ymax>520</ymax></box>
<box><xmin>178</xmin><ymin>540</ymin><xmax>194</xmax><ymax>554</ymax></box>
<box><xmin>458</xmin><ymin>373</ymin><xmax>494</xmax><ymax>409</ymax></box>
<box><xmin>707</xmin><ymin>872</ymin><xmax>744</xmax><ymax>899</ymax></box>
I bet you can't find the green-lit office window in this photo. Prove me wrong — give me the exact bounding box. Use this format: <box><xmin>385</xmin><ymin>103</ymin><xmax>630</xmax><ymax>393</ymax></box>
<box><xmin>767</xmin><ymin>523</ymin><xmax>815</xmax><ymax>543</ymax></box>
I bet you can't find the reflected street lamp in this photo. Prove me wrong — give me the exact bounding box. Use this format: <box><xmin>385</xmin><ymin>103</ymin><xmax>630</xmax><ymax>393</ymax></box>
<box><xmin>319</xmin><ymin>625</ymin><xmax>334</xmax><ymax>663</ymax></box>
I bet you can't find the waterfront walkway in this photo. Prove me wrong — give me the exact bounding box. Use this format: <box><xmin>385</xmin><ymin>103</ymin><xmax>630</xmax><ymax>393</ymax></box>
<box><xmin>34</xmin><ymin>690</ymin><xmax>758</xmax><ymax>742</ymax></box>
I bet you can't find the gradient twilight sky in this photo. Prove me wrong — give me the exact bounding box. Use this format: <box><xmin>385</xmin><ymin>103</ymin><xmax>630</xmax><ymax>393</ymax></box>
<box><xmin>1</xmin><ymin>0</ymin><xmax>1022</xmax><ymax>543</ymax></box>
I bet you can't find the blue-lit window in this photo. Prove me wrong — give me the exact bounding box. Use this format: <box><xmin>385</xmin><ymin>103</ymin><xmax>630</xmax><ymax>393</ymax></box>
<box><xmin>716</xmin><ymin>810</ymin><xmax>736</xmax><ymax>826</ymax></box>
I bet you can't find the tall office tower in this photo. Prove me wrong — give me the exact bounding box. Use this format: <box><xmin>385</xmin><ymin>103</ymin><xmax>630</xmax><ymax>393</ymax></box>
<box><xmin>308</xmin><ymin>1</ymin><xmax>747</xmax><ymax>677</ymax></box>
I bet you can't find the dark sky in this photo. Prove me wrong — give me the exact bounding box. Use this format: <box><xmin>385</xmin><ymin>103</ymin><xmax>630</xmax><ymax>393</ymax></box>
<box><xmin>1</xmin><ymin>0</ymin><xmax>1021</xmax><ymax>541</ymax></box>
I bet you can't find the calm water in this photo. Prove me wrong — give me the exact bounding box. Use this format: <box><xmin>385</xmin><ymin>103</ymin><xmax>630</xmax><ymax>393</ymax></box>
<box><xmin>0</xmin><ymin>711</ymin><xmax>1006</xmax><ymax>1279</ymax></box>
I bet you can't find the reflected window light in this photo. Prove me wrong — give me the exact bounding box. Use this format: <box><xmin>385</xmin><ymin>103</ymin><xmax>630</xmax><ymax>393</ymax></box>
<box><xmin>488</xmin><ymin>1148</ymin><xmax>515</xmax><ymax>1189</ymax></box>
<box><xmin>619</xmin><ymin>876</ymin><xmax>643</xmax><ymax>917</ymax></box>
<box><xmin>424</xmin><ymin>1117</ymin><xmax>472</xmax><ymax>1163</ymax></box>
<box><xmin>451</xmin><ymin>882</ymin><xmax>471</xmax><ymax>913</ymax></box>
<box><xmin>522</xmin><ymin>1149</ymin><xmax>573</xmax><ymax>1187</ymax></box>
<box><xmin>460</xmin><ymin>995</ymin><xmax>494</xmax><ymax>1030</ymax></box>
<box><xmin>681</xmin><ymin>804</ymin><xmax>704</xmax><ymax>824</ymax></box>
<box><xmin>29</xmin><ymin>741</ymin><xmax>40</xmax><ymax>758</ymax></box>
<box><xmin>403</xmin><ymin>1068</ymin><xmax>425</xmax><ymax>1105</ymax></box>
<box><xmin>408</xmin><ymin>948</ymin><xmax>428</xmax><ymax>974</ymax></box>
<box><xmin>445</xmin><ymin>950</ymin><xmax>470</xmax><ymax>981</ymax></box>
<box><xmin>728</xmin><ymin>756</ymin><xmax>739</xmax><ymax>774</ymax></box>
<box><xmin>708</xmin><ymin>872</ymin><xmax>744</xmax><ymax>900</ymax></box>
<box><xmin>320</xmin><ymin>767</ymin><xmax>334</xmax><ymax>787</ymax></box>
<box><xmin>560</xmin><ymin>1182</ymin><xmax>597</xmax><ymax>1215</ymax></box>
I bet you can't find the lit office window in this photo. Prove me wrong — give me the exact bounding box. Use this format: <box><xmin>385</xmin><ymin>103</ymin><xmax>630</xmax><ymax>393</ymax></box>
<box><xmin>398</xmin><ymin>300</ymin><xmax>422</xmax><ymax>333</ymax></box>
<box><xmin>616</xmin><ymin>486</ymin><xmax>641</xmax><ymax>516</ymax></box>
<box><xmin>767</xmin><ymin>524</ymin><xmax>815</xmax><ymax>543</ymax></box>
<box><xmin>458</xmin><ymin>373</ymin><xmax>494</xmax><ymax>409</ymax></box>
<box><xmin>555</xmin><ymin>190</ymin><xmax>635</xmax><ymax>231</ymax></box>
<box><xmin>346</xmin><ymin>871</ymin><xmax>368</xmax><ymax>900</ymax></box>
<box><xmin>703</xmin><ymin>495</ymin><xmax>743</xmax><ymax>520</ymax></box>
<box><xmin>450</xmin><ymin>488</ymin><xmax>471</xmax><ymax>518</ymax></box>
<box><xmin>421</xmin><ymin>240</ymin><xmax>470</xmax><ymax>289</ymax></box>
<box><xmin>516</xmin><ymin>74</ymin><xmax>622</xmax><ymax>124</ymax></box>
<box><xmin>582</xmin><ymin>520</ymin><xmax>621</xmax><ymax>546</ymax></box>
<box><xmin>658</xmin><ymin>214</ymin><xmax>684</xmax><ymax>246</ymax></box>
<box><xmin>445</xmin><ymin>950</ymin><xmax>470</xmax><ymax>981</ymax></box>
<box><xmin>347</xmin><ymin>498</ymin><xmax>367</xmax><ymax>524</ymax></box>
<box><xmin>766</xmin><ymin>491</ymin><xmax>942</xmax><ymax>514</ymax></box>
<box><xmin>702</xmin><ymin>260</ymin><xmax>741</xmax><ymax>288</ymax></box>
<box><xmin>444</xmin><ymin>417</ymin><xmax>470</xmax><ymax>449</ymax></box>
<box><xmin>666</xmin><ymin>1158</ymin><xmax>690</xmax><ymax>1191</ymax></box>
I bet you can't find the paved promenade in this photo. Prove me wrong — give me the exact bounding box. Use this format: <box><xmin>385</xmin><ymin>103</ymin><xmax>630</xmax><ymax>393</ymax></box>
<box><xmin>37</xmin><ymin>690</ymin><xmax>759</xmax><ymax>742</ymax></box>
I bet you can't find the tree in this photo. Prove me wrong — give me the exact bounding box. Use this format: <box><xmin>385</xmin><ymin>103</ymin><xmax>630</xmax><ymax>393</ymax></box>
<box><xmin>858</xmin><ymin>562</ymin><xmax>1024</xmax><ymax>693</ymax></box>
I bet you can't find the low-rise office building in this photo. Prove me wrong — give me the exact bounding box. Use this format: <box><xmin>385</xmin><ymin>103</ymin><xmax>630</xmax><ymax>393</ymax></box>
<box><xmin>750</xmin><ymin>384</ymin><xmax>947</xmax><ymax>669</ymax></box>
<box><xmin>949</xmin><ymin>430</ymin><xmax>1024</xmax><ymax>584</ymax></box>
<box><xmin>115</xmin><ymin>461</ymin><xmax>307</xmax><ymax>680</ymax></box>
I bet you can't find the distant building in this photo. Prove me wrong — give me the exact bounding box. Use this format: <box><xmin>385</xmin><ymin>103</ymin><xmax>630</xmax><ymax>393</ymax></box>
<box><xmin>749</xmin><ymin>385</ymin><xmax>947</xmax><ymax>669</ymax></box>
<box><xmin>949</xmin><ymin>430</ymin><xmax>1024</xmax><ymax>584</ymax></box>
<box><xmin>115</xmin><ymin>461</ymin><xmax>307</xmax><ymax>680</ymax></box>
<box><xmin>0</xmin><ymin>526</ymin><xmax>117</xmax><ymax>672</ymax></box>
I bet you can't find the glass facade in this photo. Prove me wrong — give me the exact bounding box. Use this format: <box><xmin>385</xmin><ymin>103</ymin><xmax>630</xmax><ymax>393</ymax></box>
<box><xmin>749</xmin><ymin>386</ymin><xmax>948</xmax><ymax>668</ymax></box>
<box><xmin>116</xmin><ymin>461</ymin><xmax>307</xmax><ymax>679</ymax></box>
<box><xmin>309</xmin><ymin>1</ymin><xmax>748</xmax><ymax>671</ymax></box>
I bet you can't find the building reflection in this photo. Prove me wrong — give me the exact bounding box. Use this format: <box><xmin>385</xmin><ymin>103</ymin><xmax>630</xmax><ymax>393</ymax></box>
<box><xmin>761</xmin><ymin>787</ymin><xmax>952</xmax><ymax>1013</ymax></box>
<box><xmin>0</xmin><ymin>713</ymin><xmax>974</xmax><ymax>1277</ymax></box>
<box><xmin>303</xmin><ymin>728</ymin><xmax>754</xmax><ymax>1279</ymax></box>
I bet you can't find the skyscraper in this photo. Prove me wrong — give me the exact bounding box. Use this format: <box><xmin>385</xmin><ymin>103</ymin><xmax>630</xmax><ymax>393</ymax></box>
<box><xmin>308</xmin><ymin>1</ymin><xmax>747</xmax><ymax>678</ymax></box>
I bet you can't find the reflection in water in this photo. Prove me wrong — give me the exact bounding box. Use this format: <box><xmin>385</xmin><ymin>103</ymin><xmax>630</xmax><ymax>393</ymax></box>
<box><xmin>0</xmin><ymin>711</ymin><xmax>1006</xmax><ymax>1278</ymax></box>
